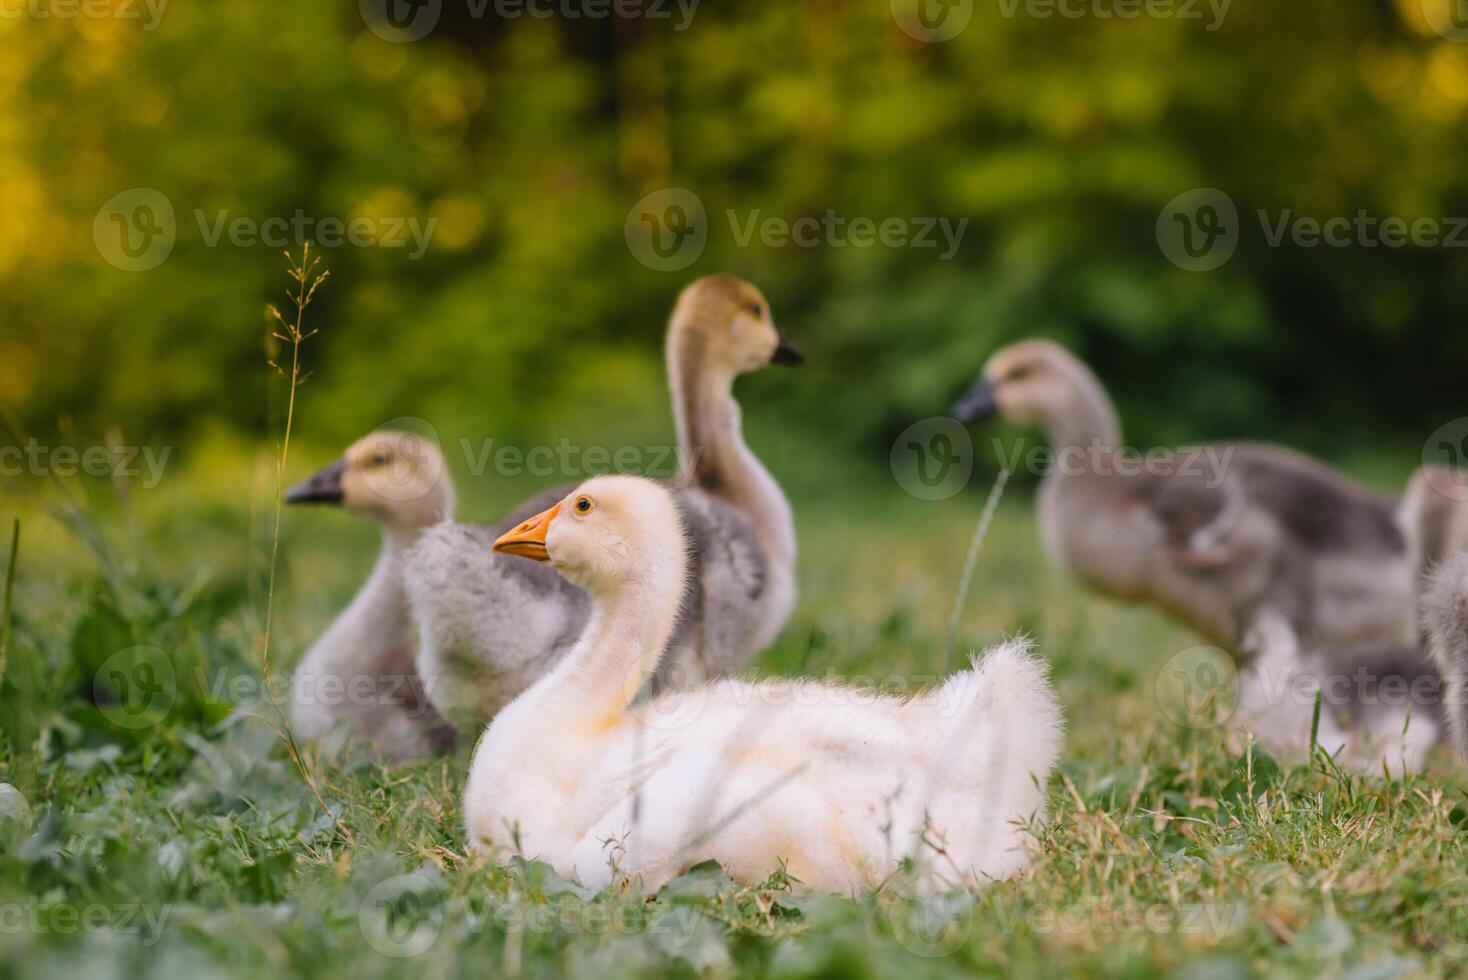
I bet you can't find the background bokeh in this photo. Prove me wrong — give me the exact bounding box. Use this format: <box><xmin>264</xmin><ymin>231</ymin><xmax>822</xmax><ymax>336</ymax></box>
<box><xmin>4</xmin><ymin>0</ymin><xmax>1468</xmax><ymax>478</ymax></box>
<box><xmin>4</xmin><ymin>8</ymin><xmax>1468</xmax><ymax>978</ymax></box>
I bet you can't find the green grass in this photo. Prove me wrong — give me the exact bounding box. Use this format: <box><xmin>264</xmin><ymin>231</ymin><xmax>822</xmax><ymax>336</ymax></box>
<box><xmin>1</xmin><ymin>454</ymin><xmax>1466</xmax><ymax>980</ymax></box>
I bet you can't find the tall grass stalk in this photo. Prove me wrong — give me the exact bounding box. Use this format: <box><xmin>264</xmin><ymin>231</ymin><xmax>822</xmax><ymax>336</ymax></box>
<box><xmin>944</xmin><ymin>467</ymin><xmax>1011</xmax><ymax>674</ymax></box>
<box><xmin>255</xmin><ymin>245</ymin><xmax>351</xmax><ymax>842</ymax></box>
<box><xmin>0</xmin><ymin>519</ymin><xmax>33</xmax><ymax>793</ymax></box>
<box><xmin>261</xmin><ymin>243</ymin><xmax>328</xmax><ymax>682</ymax></box>
<box><xmin>0</xmin><ymin>520</ymin><xmax>17</xmax><ymax>690</ymax></box>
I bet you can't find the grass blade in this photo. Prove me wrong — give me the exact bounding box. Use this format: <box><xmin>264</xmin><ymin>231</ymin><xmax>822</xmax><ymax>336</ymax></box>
<box><xmin>0</xmin><ymin>519</ymin><xmax>17</xmax><ymax>689</ymax></box>
<box><xmin>944</xmin><ymin>467</ymin><xmax>1010</xmax><ymax>674</ymax></box>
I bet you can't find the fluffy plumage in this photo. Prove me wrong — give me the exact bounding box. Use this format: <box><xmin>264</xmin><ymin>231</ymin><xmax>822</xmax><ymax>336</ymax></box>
<box><xmin>286</xmin><ymin>431</ymin><xmax>456</xmax><ymax>759</ymax></box>
<box><xmin>402</xmin><ymin>484</ymin><xmax>773</xmax><ymax>728</ymax></box>
<box><xmin>1424</xmin><ymin>551</ymin><xmax>1468</xmax><ymax>760</ymax></box>
<box><xmin>955</xmin><ymin>341</ymin><xmax>1412</xmax><ymax>659</ymax></box>
<box><xmin>954</xmin><ymin>340</ymin><xmax>1435</xmax><ymax>765</ymax></box>
<box><xmin>465</xmin><ymin>476</ymin><xmax>1062</xmax><ymax>895</ymax></box>
<box><xmin>403</xmin><ymin>276</ymin><xmax>799</xmax><ymax>732</ymax></box>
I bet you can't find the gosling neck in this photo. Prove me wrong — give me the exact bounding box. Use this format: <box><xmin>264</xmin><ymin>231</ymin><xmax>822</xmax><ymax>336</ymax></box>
<box><xmin>532</xmin><ymin>567</ymin><xmax>686</xmax><ymax>721</ymax></box>
<box><xmin>668</xmin><ymin>335</ymin><xmax>795</xmax><ymax>568</ymax></box>
<box><xmin>1045</xmin><ymin>370</ymin><xmax>1122</xmax><ymax>455</ymax></box>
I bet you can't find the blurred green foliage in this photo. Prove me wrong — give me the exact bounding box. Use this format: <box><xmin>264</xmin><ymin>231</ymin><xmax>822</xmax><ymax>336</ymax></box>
<box><xmin>3</xmin><ymin>1</ymin><xmax>1468</xmax><ymax>467</ymax></box>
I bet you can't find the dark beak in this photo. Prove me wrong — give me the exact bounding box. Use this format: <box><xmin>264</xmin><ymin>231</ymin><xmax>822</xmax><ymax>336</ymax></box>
<box><xmin>772</xmin><ymin>330</ymin><xmax>805</xmax><ymax>367</ymax></box>
<box><xmin>951</xmin><ymin>377</ymin><xmax>998</xmax><ymax>423</ymax></box>
<box><xmin>284</xmin><ymin>458</ymin><xmax>346</xmax><ymax>505</ymax></box>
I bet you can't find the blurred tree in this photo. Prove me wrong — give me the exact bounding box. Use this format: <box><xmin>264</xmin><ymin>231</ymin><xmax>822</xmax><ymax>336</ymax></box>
<box><xmin>1</xmin><ymin>0</ymin><xmax>1465</xmax><ymax>468</ymax></box>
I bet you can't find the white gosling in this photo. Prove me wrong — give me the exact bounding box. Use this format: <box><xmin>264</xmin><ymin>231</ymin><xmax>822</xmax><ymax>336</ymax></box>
<box><xmin>286</xmin><ymin>431</ymin><xmax>456</xmax><ymax>760</ymax></box>
<box><xmin>403</xmin><ymin>275</ymin><xmax>803</xmax><ymax>732</ymax></box>
<box><xmin>463</xmin><ymin>476</ymin><xmax>1063</xmax><ymax>896</ymax></box>
<box><xmin>953</xmin><ymin>340</ymin><xmax>1415</xmax><ymax>757</ymax></box>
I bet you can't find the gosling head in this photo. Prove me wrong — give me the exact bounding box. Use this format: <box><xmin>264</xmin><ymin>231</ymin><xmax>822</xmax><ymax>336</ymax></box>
<box><xmin>492</xmin><ymin>475</ymin><xmax>688</xmax><ymax>598</ymax></box>
<box><xmin>951</xmin><ymin>340</ymin><xmax>1109</xmax><ymax>431</ymax></box>
<box><xmin>668</xmin><ymin>275</ymin><xmax>804</xmax><ymax>377</ymax></box>
<box><xmin>285</xmin><ymin>430</ymin><xmax>455</xmax><ymax>530</ymax></box>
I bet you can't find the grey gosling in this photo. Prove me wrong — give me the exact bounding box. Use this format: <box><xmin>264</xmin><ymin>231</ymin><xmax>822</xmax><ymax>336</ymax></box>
<box><xmin>953</xmin><ymin>339</ymin><xmax>1419</xmax><ymax>759</ymax></box>
<box><xmin>285</xmin><ymin>431</ymin><xmax>457</xmax><ymax>759</ymax></box>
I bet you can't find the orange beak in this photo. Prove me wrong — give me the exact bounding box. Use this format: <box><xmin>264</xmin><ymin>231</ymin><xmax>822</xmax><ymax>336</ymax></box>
<box><xmin>493</xmin><ymin>502</ymin><xmax>560</xmax><ymax>561</ymax></box>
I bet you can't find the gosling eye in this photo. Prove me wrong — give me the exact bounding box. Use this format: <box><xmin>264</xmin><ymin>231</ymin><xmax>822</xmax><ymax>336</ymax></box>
<box><xmin>574</xmin><ymin>496</ymin><xmax>594</xmax><ymax>515</ymax></box>
<box><xmin>369</xmin><ymin>453</ymin><xmax>390</xmax><ymax>467</ymax></box>
<box><xmin>1006</xmin><ymin>366</ymin><xmax>1032</xmax><ymax>384</ymax></box>
<box><xmin>748</xmin><ymin>302</ymin><xmax>763</xmax><ymax>319</ymax></box>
